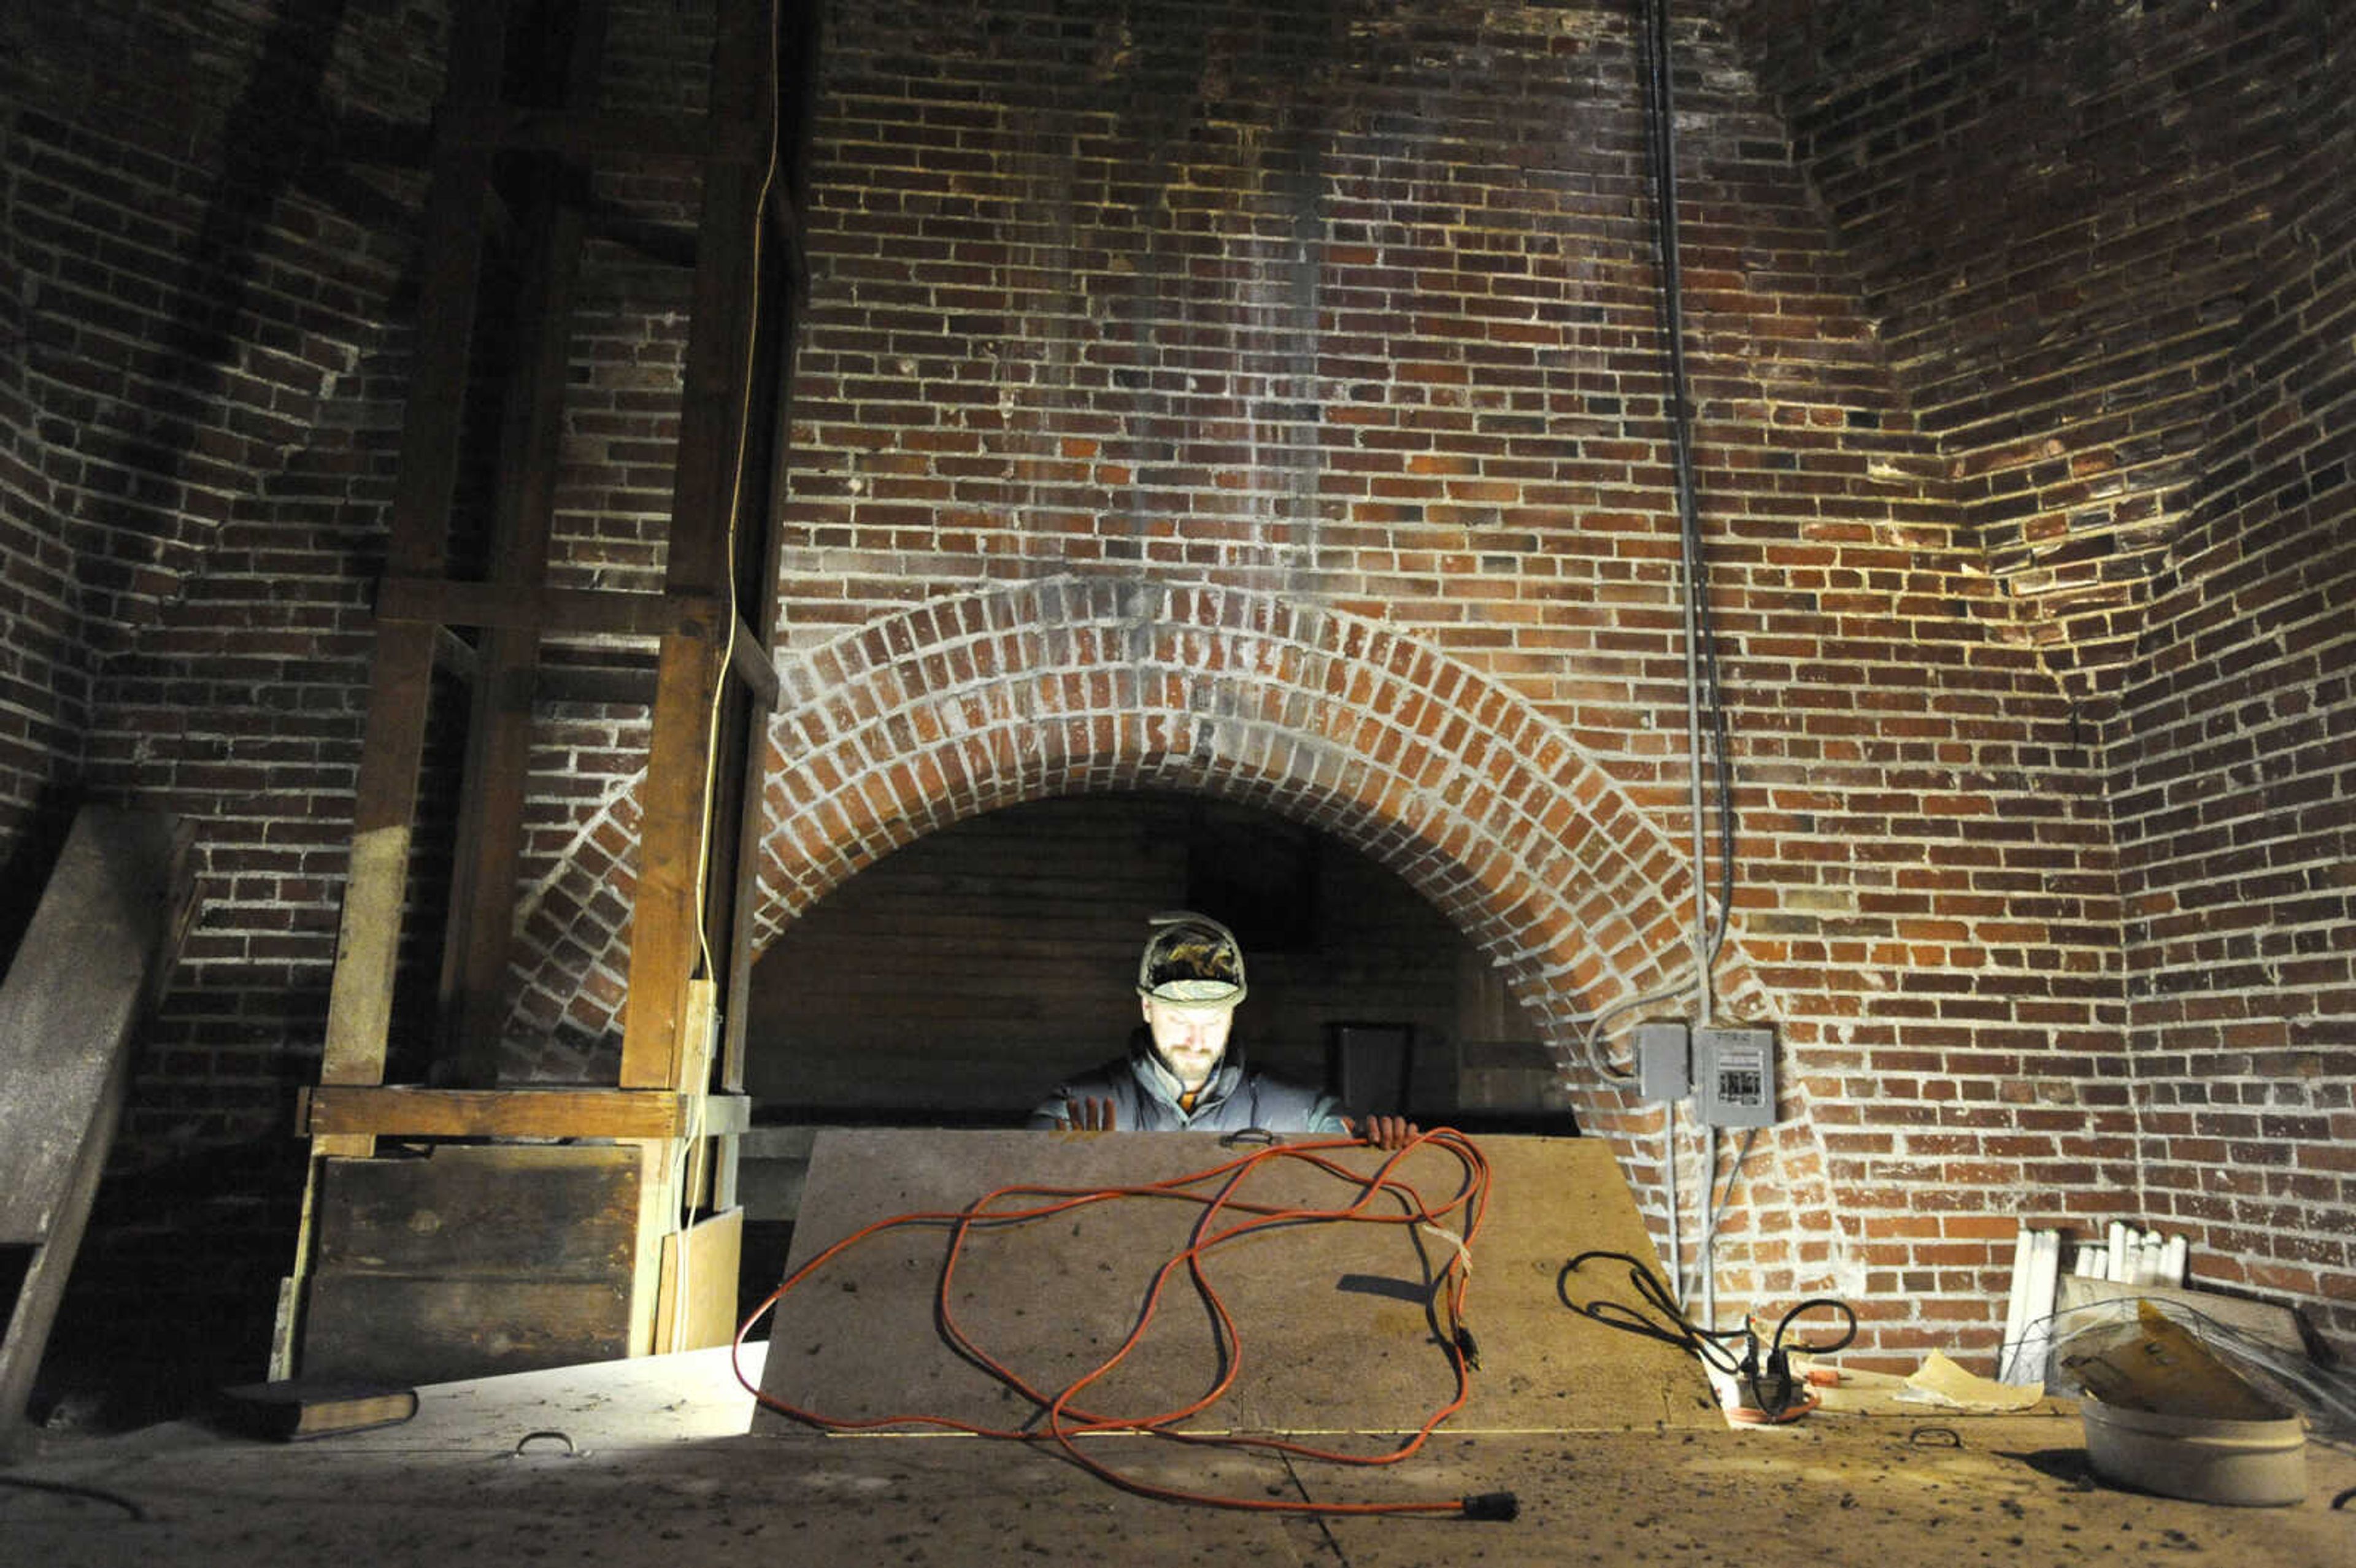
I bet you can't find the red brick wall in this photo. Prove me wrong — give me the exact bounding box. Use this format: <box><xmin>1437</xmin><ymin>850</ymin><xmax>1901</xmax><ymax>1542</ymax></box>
<box><xmin>4</xmin><ymin>0</ymin><xmax>2347</xmax><ymax>1389</ymax></box>
<box><xmin>510</xmin><ymin>0</ymin><xmax>2157</xmax><ymax>1366</ymax></box>
<box><xmin>1722</xmin><ymin>0</ymin><xmax>2356</xmax><ymax>1358</ymax></box>
<box><xmin>2112</xmin><ymin>93</ymin><xmax>2356</xmax><ymax>1321</ymax></box>
<box><xmin>1720</xmin><ymin>0</ymin><xmax>2334</xmax><ymax>696</ymax></box>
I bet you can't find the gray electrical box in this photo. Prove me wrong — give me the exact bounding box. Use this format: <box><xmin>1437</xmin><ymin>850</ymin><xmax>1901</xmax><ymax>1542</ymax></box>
<box><xmin>1634</xmin><ymin>1022</ymin><xmax>1690</xmax><ymax>1103</ymax></box>
<box><xmin>1694</xmin><ymin>1026</ymin><xmax>1776</xmax><ymax>1128</ymax></box>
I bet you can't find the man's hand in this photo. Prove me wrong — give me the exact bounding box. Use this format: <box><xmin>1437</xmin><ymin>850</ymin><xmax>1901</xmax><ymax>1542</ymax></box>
<box><xmin>1062</xmin><ymin>1096</ymin><xmax>1117</xmax><ymax>1131</ymax></box>
<box><xmin>1352</xmin><ymin>1114</ymin><xmax>1420</xmax><ymax>1151</ymax></box>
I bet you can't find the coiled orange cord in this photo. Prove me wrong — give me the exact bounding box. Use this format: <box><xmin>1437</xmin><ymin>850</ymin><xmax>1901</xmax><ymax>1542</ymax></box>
<box><xmin>733</xmin><ymin>1128</ymin><xmax>1514</xmax><ymax>1519</ymax></box>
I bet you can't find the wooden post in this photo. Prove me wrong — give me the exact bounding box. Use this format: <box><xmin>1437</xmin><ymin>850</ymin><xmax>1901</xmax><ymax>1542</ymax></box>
<box><xmin>319</xmin><ymin>0</ymin><xmax>514</xmax><ymax>1101</ymax></box>
<box><xmin>288</xmin><ymin>0</ymin><xmax>798</xmax><ymax>1384</ymax></box>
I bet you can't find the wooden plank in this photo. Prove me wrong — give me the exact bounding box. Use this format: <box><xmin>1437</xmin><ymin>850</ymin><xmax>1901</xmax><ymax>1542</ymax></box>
<box><xmin>0</xmin><ymin>810</ymin><xmax>193</xmax><ymax>1451</ymax></box>
<box><xmin>320</xmin><ymin>0</ymin><xmax>512</xmax><ymax>1091</ymax></box>
<box><xmin>301</xmin><ymin>1276</ymin><xmax>631</xmax><ymax>1386</ymax></box>
<box><xmin>655</xmin><ymin>1207</ymin><xmax>745</xmax><ymax>1355</ymax></box>
<box><xmin>299</xmin><ymin>1086</ymin><xmax>749</xmax><ymax>1140</ymax></box>
<box><xmin>534</xmin><ymin>662</ymin><xmax>657</xmax><ymax>708</ymax></box>
<box><xmin>619</xmin><ymin>623</ymin><xmax>728</xmax><ymax>1089</ymax></box>
<box><xmin>622</xmin><ymin>0</ymin><xmax>778</xmax><ymax>1095</ymax></box>
<box><xmin>313</xmin><ymin>1145</ymin><xmax>639</xmax><ymax>1278</ymax></box>
<box><xmin>626</xmin><ymin>1139</ymin><xmax>679</xmax><ymax>1358</ymax></box>
<box><xmin>755</xmin><ymin>1131</ymin><xmax>1716</xmax><ymax>1436</ymax></box>
<box><xmin>437</xmin><ymin>105</ymin><xmax>759</xmax><ymax>163</ymax></box>
<box><xmin>726</xmin><ymin>612</ymin><xmax>780</xmax><ymax>709</ymax></box>
<box><xmin>0</xmin><ymin>811</ymin><xmax>191</xmax><ymax>1240</ymax></box>
<box><xmin>441</xmin><ymin>55</ymin><xmax>601</xmax><ymax>1082</ymax></box>
<box><xmin>319</xmin><ymin>625</ymin><xmax>436</xmax><ymax>1086</ymax></box>
<box><xmin>375</xmin><ymin>576</ymin><xmax>721</xmax><ymax>640</ymax></box>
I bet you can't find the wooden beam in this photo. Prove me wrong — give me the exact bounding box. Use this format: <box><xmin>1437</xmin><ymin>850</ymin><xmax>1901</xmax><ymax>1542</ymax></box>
<box><xmin>625</xmin><ymin>1139</ymin><xmax>675</xmax><ymax>1358</ymax></box>
<box><xmin>728</xmin><ymin>612</ymin><xmax>781</xmax><ymax>710</ymax></box>
<box><xmin>620</xmin><ymin>0</ymin><xmax>776</xmax><ymax>1094</ymax></box>
<box><xmin>431</xmin><ymin>624</ymin><xmax>480</xmax><ymax>684</ymax></box>
<box><xmin>439</xmin><ymin>106</ymin><xmax>761</xmax><ymax>165</ymax></box>
<box><xmin>299</xmin><ymin>1086</ymin><xmax>750</xmax><ymax>1140</ymax></box>
<box><xmin>320</xmin><ymin>623</ymin><xmax>437</xmax><ymax>1086</ymax></box>
<box><xmin>722</xmin><ymin>155</ymin><xmax>809</xmax><ymax>1094</ymax></box>
<box><xmin>534</xmin><ymin>663</ymin><xmax>658</xmax><ymax>708</ymax></box>
<box><xmin>0</xmin><ymin>810</ymin><xmax>194</xmax><ymax>1451</ymax></box>
<box><xmin>662</xmin><ymin>0</ymin><xmax>769</xmax><ymax>605</ymax></box>
<box><xmin>618</xmin><ymin>621</ymin><xmax>728</xmax><ymax>1089</ymax></box>
<box><xmin>440</xmin><ymin>6</ymin><xmax>609</xmax><ymax>1086</ymax></box>
<box><xmin>320</xmin><ymin>0</ymin><xmax>511</xmax><ymax>1091</ymax></box>
<box><xmin>375</xmin><ymin>576</ymin><xmax>723</xmax><ymax>640</ymax></box>
<box><xmin>763</xmin><ymin>179</ymin><xmax>809</xmax><ymax>302</ymax></box>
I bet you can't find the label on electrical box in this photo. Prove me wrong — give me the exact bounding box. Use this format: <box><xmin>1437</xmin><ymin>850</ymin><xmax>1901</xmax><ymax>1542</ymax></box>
<box><xmin>1695</xmin><ymin>1027</ymin><xmax>1776</xmax><ymax>1128</ymax></box>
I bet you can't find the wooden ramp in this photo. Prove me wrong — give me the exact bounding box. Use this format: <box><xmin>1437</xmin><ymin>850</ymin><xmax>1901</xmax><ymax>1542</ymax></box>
<box><xmin>754</xmin><ymin>1129</ymin><xmax>1714</xmax><ymax>1437</ymax></box>
<box><xmin>0</xmin><ymin>808</ymin><xmax>194</xmax><ymax>1453</ymax></box>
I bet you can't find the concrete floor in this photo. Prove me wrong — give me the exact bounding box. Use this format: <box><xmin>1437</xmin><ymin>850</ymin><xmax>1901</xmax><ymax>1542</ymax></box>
<box><xmin>4</xmin><ymin>1345</ymin><xmax>2351</xmax><ymax>1566</ymax></box>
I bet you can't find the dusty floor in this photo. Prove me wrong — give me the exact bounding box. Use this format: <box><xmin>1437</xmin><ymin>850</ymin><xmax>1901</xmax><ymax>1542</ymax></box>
<box><xmin>2</xmin><ymin>1347</ymin><xmax>2350</xmax><ymax>1567</ymax></box>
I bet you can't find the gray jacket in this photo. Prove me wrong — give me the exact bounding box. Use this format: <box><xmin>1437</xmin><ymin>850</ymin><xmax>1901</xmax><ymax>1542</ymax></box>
<box><xmin>1026</xmin><ymin>1036</ymin><xmax>1347</xmax><ymax>1136</ymax></box>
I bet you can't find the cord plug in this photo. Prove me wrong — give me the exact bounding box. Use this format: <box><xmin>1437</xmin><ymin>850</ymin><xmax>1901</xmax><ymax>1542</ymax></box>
<box><xmin>1453</xmin><ymin>1326</ymin><xmax>1482</xmax><ymax>1371</ymax></box>
<box><xmin>1460</xmin><ymin>1491</ymin><xmax>1519</xmax><ymax>1521</ymax></box>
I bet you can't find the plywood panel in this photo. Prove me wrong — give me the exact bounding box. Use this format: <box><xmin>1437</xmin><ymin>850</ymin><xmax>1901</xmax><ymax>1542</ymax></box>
<box><xmin>313</xmin><ymin>1145</ymin><xmax>639</xmax><ymax>1278</ymax></box>
<box><xmin>655</xmin><ymin>1207</ymin><xmax>744</xmax><ymax>1354</ymax></box>
<box><xmin>0</xmin><ymin>808</ymin><xmax>191</xmax><ymax>1448</ymax></box>
<box><xmin>755</xmin><ymin>1131</ymin><xmax>1713</xmax><ymax>1437</ymax></box>
<box><xmin>0</xmin><ymin>810</ymin><xmax>188</xmax><ymax>1243</ymax></box>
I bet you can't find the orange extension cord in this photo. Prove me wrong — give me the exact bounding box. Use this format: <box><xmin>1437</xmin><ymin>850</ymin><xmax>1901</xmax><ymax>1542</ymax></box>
<box><xmin>731</xmin><ymin>1128</ymin><xmax>1519</xmax><ymax>1520</ymax></box>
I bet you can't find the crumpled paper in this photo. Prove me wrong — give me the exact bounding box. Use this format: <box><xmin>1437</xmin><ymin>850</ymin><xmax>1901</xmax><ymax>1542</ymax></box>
<box><xmin>1898</xmin><ymin>1350</ymin><xmax>2046</xmax><ymax>1412</ymax></box>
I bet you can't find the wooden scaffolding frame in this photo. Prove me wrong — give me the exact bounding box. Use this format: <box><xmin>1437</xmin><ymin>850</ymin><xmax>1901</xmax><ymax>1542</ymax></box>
<box><xmin>279</xmin><ymin>0</ymin><xmax>812</xmax><ymax>1380</ymax></box>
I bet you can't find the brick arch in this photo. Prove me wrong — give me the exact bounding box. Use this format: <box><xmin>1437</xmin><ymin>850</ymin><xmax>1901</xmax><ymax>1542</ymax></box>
<box><xmin>509</xmin><ymin>574</ymin><xmax>1720</xmax><ymax>1070</ymax></box>
<box><xmin>749</xmin><ymin>575</ymin><xmax>1707</xmax><ymax>1030</ymax></box>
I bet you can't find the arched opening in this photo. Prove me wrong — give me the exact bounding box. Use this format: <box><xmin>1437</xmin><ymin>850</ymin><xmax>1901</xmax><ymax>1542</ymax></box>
<box><xmin>742</xmin><ymin>790</ymin><xmax>1565</xmax><ymax>1124</ymax></box>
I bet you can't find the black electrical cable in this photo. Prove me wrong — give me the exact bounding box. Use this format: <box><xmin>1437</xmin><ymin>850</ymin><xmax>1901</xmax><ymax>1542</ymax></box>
<box><xmin>1560</xmin><ymin>1250</ymin><xmax>1857</xmax><ymax>1421</ymax></box>
<box><xmin>0</xmin><ymin>1475</ymin><xmax>148</xmax><ymax>1521</ymax></box>
<box><xmin>1582</xmin><ymin>0</ymin><xmax>1747</xmax><ymax>1085</ymax></box>
<box><xmin>1560</xmin><ymin>1249</ymin><xmax>1746</xmax><ymax>1362</ymax></box>
<box><xmin>1635</xmin><ymin>0</ymin><xmax>1741</xmax><ymax>969</ymax></box>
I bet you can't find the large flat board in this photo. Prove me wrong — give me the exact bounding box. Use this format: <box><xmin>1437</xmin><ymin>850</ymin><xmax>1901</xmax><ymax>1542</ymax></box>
<box><xmin>755</xmin><ymin>1130</ymin><xmax>1713</xmax><ymax>1437</ymax></box>
<box><xmin>0</xmin><ymin>809</ymin><xmax>186</xmax><ymax>1243</ymax></box>
<box><xmin>1</xmin><ymin>807</ymin><xmax>189</xmax><ymax>1450</ymax></box>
